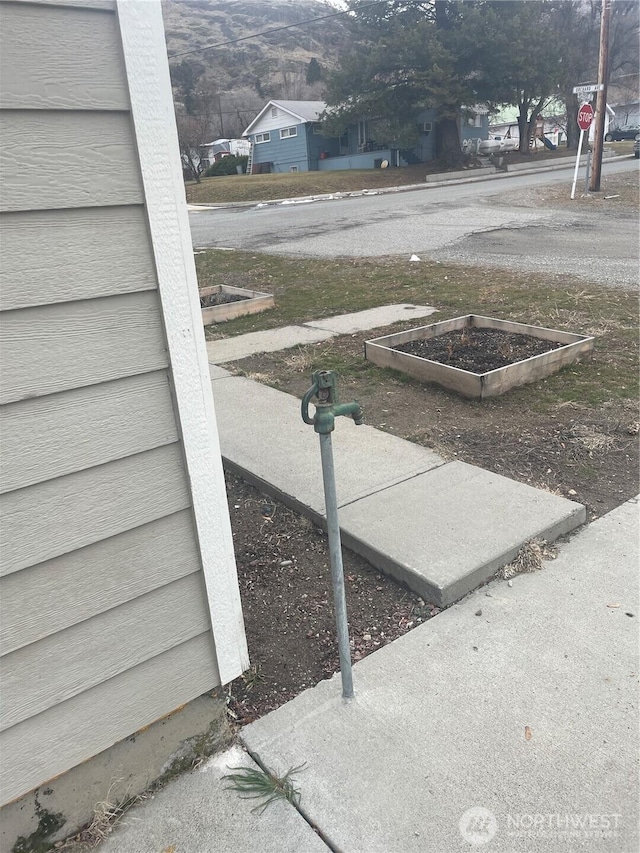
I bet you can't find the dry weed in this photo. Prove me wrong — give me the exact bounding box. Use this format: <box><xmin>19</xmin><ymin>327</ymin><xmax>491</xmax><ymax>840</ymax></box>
<box><xmin>496</xmin><ymin>538</ymin><xmax>557</xmax><ymax>580</ymax></box>
<box><xmin>569</xmin><ymin>423</ymin><xmax>617</xmax><ymax>454</ymax></box>
<box><xmin>55</xmin><ymin>785</ymin><xmax>146</xmax><ymax>851</ymax></box>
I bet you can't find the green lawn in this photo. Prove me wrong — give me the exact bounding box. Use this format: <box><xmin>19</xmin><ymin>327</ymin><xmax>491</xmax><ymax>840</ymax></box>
<box><xmin>196</xmin><ymin>250</ymin><xmax>639</xmax><ymax>409</ymax></box>
<box><xmin>186</xmin><ymin>143</ymin><xmax>636</xmax><ymax>205</ymax></box>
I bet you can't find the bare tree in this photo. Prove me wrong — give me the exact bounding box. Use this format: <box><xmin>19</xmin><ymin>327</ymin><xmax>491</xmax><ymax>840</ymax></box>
<box><xmin>175</xmin><ymin>112</ymin><xmax>213</xmax><ymax>183</ymax></box>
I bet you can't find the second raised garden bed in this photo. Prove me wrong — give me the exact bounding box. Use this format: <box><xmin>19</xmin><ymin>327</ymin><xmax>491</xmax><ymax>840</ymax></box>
<box><xmin>364</xmin><ymin>314</ymin><xmax>595</xmax><ymax>399</ymax></box>
<box><xmin>200</xmin><ymin>284</ymin><xmax>274</xmax><ymax>326</ymax></box>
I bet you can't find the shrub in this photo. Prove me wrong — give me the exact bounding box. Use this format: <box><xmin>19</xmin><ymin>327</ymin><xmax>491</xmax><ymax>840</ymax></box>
<box><xmin>204</xmin><ymin>155</ymin><xmax>249</xmax><ymax>177</ymax></box>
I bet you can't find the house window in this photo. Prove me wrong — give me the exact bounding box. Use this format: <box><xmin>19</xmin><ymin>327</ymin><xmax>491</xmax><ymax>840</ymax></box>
<box><xmin>254</xmin><ymin>132</ymin><xmax>270</xmax><ymax>144</ymax></box>
<box><xmin>280</xmin><ymin>126</ymin><xmax>298</xmax><ymax>139</ymax></box>
<box><xmin>313</xmin><ymin>123</ymin><xmax>323</xmax><ymax>134</ymax></box>
<box><xmin>290</xmin><ymin>166</ymin><xmax>298</xmax><ymax>172</ymax></box>
<box><xmin>419</xmin><ymin>122</ymin><xmax>432</xmax><ymax>133</ymax></box>
<box><xmin>271</xmin><ymin>107</ymin><xmax>278</xmax><ymax>118</ymax></box>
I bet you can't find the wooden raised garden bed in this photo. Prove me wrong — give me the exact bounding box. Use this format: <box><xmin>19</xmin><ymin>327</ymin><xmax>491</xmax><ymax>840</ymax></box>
<box><xmin>364</xmin><ymin>314</ymin><xmax>595</xmax><ymax>399</ymax></box>
<box><xmin>200</xmin><ymin>285</ymin><xmax>274</xmax><ymax>326</ymax></box>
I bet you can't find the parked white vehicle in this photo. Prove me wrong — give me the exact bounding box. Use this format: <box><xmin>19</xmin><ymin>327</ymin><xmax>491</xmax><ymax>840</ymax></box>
<box><xmin>477</xmin><ymin>137</ymin><xmax>518</xmax><ymax>154</ymax></box>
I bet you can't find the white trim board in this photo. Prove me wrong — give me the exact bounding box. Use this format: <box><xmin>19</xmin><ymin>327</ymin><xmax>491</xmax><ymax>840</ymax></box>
<box><xmin>116</xmin><ymin>0</ymin><xmax>248</xmax><ymax>684</ymax></box>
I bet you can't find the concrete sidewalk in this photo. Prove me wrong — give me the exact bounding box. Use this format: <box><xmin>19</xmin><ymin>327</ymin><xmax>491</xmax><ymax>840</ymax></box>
<box><xmin>242</xmin><ymin>496</ymin><xmax>639</xmax><ymax>853</ymax></box>
<box><xmin>97</xmin><ymin>498</ymin><xmax>638</xmax><ymax>853</ymax></box>
<box><xmin>210</xmin><ymin>369</ymin><xmax>585</xmax><ymax>606</ymax></box>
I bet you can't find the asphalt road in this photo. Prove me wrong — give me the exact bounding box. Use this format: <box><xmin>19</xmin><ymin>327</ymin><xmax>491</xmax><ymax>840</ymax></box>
<box><xmin>189</xmin><ymin>158</ymin><xmax>639</xmax><ymax>289</ymax></box>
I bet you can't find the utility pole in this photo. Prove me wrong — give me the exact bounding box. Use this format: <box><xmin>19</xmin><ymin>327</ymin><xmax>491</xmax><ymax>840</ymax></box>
<box><xmin>589</xmin><ymin>0</ymin><xmax>611</xmax><ymax>192</ymax></box>
<box><xmin>217</xmin><ymin>96</ymin><xmax>225</xmax><ymax>138</ymax></box>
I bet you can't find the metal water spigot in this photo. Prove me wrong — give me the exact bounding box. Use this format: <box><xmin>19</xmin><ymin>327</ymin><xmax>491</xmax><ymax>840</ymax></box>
<box><xmin>300</xmin><ymin>369</ymin><xmax>363</xmax><ymax>700</ymax></box>
<box><xmin>301</xmin><ymin>370</ymin><xmax>364</xmax><ymax>434</ymax></box>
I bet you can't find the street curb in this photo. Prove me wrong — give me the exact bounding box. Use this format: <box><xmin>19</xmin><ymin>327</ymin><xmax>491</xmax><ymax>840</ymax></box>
<box><xmin>187</xmin><ymin>153</ymin><xmax>632</xmax><ymax>211</ymax></box>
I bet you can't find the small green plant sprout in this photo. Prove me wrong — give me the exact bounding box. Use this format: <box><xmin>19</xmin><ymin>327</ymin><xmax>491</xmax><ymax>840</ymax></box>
<box><xmin>223</xmin><ymin>762</ymin><xmax>306</xmax><ymax>814</ymax></box>
<box><xmin>241</xmin><ymin>664</ymin><xmax>266</xmax><ymax>692</ymax></box>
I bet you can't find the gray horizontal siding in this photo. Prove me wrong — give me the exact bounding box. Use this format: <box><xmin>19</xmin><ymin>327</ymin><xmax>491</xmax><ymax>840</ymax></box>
<box><xmin>0</xmin><ymin>291</ymin><xmax>168</xmax><ymax>405</ymax></box>
<box><xmin>0</xmin><ymin>509</ymin><xmax>201</xmax><ymax>655</ymax></box>
<box><xmin>0</xmin><ymin>110</ymin><xmax>143</xmax><ymax>212</ymax></box>
<box><xmin>0</xmin><ymin>206</ymin><xmax>156</xmax><ymax>310</ymax></box>
<box><xmin>0</xmin><ymin>632</ymin><xmax>219</xmax><ymax>806</ymax></box>
<box><xmin>0</xmin><ymin>2</ymin><xmax>128</xmax><ymax>111</ymax></box>
<box><xmin>0</xmin><ymin>372</ymin><xmax>178</xmax><ymax>493</ymax></box>
<box><xmin>1</xmin><ymin>573</ymin><xmax>211</xmax><ymax>730</ymax></box>
<box><xmin>0</xmin><ymin>0</ymin><xmax>226</xmax><ymax>810</ymax></box>
<box><xmin>0</xmin><ymin>443</ymin><xmax>190</xmax><ymax>576</ymax></box>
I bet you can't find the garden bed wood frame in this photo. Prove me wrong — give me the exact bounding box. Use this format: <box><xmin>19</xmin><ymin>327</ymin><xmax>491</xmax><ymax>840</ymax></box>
<box><xmin>364</xmin><ymin>314</ymin><xmax>595</xmax><ymax>399</ymax></box>
<box><xmin>200</xmin><ymin>285</ymin><xmax>274</xmax><ymax>325</ymax></box>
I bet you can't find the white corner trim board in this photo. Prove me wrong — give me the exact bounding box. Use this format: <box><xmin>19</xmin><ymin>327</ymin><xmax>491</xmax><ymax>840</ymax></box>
<box><xmin>116</xmin><ymin>0</ymin><xmax>248</xmax><ymax>684</ymax></box>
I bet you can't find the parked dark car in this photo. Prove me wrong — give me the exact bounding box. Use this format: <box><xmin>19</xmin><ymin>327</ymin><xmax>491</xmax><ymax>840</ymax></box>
<box><xmin>604</xmin><ymin>124</ymin><xmax>640</xmax><ymax>141</ymax></box>
<box><xmin>634</xmin><ymin>134</ymin><xmax>640</xmax><ymax>159</ymax></box>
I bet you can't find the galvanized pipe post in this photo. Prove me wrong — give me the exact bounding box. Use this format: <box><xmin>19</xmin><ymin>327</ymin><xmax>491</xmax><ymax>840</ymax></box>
<box><xmin>301</xmin><ymin>371</ymin><xmax>363</xmax><ymax>700</ymax></box>
<box><xmin>319</xmin><ymin>431</ymin><xmax>354</xmax><ymax>699</ymax></box>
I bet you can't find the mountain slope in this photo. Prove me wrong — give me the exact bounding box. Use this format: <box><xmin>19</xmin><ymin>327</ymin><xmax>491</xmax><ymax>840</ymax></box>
<box><xmin>162</xmin><ymin>0</ymin><xmax>349</xmax><ymax>135</ymax></box>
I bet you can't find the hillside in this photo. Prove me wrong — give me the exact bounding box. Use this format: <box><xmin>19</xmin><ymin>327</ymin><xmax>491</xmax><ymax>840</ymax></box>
<box><xmin>162</xmin><ymin>0</ymin><xmax>349</xmax><ymax>137</ymax></box>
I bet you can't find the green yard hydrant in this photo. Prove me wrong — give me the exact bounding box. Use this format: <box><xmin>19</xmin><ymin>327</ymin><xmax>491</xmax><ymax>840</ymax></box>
<box><xmin>301</xmin><ymin>371</ymin><xmax>363</xmax><ymax>699</ymax></box>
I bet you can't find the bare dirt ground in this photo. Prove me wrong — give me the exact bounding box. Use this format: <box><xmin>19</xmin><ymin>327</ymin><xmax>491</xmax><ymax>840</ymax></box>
<box><xmin>224</xmin><ymin>471</ymin><xmax>434</xmax><ymax>725</ymax></box>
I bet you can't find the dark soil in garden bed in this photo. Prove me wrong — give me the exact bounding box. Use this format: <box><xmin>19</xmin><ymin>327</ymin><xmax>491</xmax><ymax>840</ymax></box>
<box><xmin>394</xmin><ymin>328</ymin><xmax>563</xmax><ymax>373</ymax></box>
<box><xmin>224</xmin><ymin>471</ymin><xmax>434</xmax><ymax>726</ymax></box>
<box><xmin>200</xmin><ymin>291</ymin><xmax>249</xmax><ymax>308</ymax></box>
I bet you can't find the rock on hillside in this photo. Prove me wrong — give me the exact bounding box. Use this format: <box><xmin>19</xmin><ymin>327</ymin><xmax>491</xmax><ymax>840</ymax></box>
<box><xmin>162</xmin><ymin>0</ymin><xmax>348</xmax><ymax>135</ymax></box>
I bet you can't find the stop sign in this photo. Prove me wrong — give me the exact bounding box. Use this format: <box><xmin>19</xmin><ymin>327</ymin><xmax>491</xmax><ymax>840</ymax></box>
<box><xmin>577</xmin><ymin>103</ymin><xmax>594</xmax><ymax>131</ymax></box>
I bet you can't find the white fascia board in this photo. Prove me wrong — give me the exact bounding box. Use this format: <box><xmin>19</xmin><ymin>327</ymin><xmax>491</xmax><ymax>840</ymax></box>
<box><xmin>243</xmin><ymin>100</ymin><xmax>276</xmax><ymax>136</ymax></box>
<box><xmin>244</xmin><ymin>101</ymin><xmax>309</xmax><ymax>135</ymax></box>
<box><xmin>116</xmin><ymin>0</ymin><xmax>248</xmax><ymax>685</ymax></box>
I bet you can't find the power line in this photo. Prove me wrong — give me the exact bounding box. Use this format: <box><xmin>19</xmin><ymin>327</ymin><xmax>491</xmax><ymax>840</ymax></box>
<box><xmin>168</xmin><ymin>0</ymin><xmax>391</xmax><ymax>60</ymax></box>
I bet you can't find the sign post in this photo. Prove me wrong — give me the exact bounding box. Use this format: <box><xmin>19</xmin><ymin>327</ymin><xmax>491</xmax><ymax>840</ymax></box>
<box><xmin>571</xmin><ymin>102</ymin><xmax>594</xmax><ymax>199</ymax></box>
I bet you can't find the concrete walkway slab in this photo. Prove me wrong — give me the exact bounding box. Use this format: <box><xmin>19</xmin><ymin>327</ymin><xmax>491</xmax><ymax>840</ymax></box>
<box><xmin>98</xmin><ymin>744</ymin><xmax>329</xmax><ymax>853</ymax></box>
<box><xmin>210</xmin><ymin>364</ymin><xmax>232</xmax><ymax>380</ymax></box>
<box><xmin>339</xmin><ymin>461</ymin><xmax>586</xmax><ymax>606</ymax></box>
<box><xmin>211</xmin><ymin>374</ymin><xmax>585</xmax><ymax>604</ymax></box>
<box><xmin>206</xmin><ymin>325</ymin><xmax>334</xmax><ymax>364</ymax></box>
<box><xmin>211</xmin><ymin>375</ymin><xmax>443</xmax><ymax>520</ymax></box>
<box><xmin>304</xmin><ymin>304</ymin><xmax>437</xmax><ymax>334</ymax></box>
<box><xmin>243</xmin><ymin>498</ymin><xmax>639</xmax><ymax>853</ymax></box>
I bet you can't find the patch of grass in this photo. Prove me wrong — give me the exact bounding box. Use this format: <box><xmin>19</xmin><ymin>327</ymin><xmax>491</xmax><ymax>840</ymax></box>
<box><xmin>186</xmin><ymin>144</ymin><xmax>612</xmax><ymax>205</ymax></box>
<box><xmin>186</xmin><ymin>166</ymin><xmax>429</xmax><ymax>204</ymax></box>
<box><xmin>223</xmin><ymin>763</ymin><xmax>306</xmax><ymax>814</ymax></box>
<box><xmin>197</xmin><ymin>250</ymin><xmax>638</xmax><ymax>408</ymax></box>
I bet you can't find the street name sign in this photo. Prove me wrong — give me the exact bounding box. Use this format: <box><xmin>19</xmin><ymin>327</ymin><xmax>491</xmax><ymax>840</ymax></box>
<box><xmin>573</xmin><ymin>84</ymin><xmax>604</xmax><ymax>95</ymax></box>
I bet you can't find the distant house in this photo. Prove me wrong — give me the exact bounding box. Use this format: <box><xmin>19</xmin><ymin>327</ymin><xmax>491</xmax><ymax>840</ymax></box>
<box><xmin>609</xmin><ymin>101</ymin><xmax>639</xmax><ymax>127</ymax></box>
<box><xmin>243</xmin><ymin>100</ymin><xmax>489</xmax><ymax>173</ymax></box>
<box><xmin>0</xmin><ymin>1</ymin><xmax>247</xmax><ymax>849</ymax></box>
<box><xmin>200</xmin><ymin>137</ymin><xmax>251</xmax><ymax>168</ymax></box>
<box><xmin>489</xmin><ymin>103</ymin><xmax>616</xmax><ymax>148</ymax></box>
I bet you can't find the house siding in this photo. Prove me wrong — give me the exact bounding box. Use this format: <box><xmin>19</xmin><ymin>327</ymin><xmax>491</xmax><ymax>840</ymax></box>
<box><xmin>0</xmin><ymin>0</ymin><xmax>239</xmax><ymax>809</ymax></box>
<box><xmin>251</xmin><ymin>123</ymin><xmax>310</xmax><ymax>172</ymax></box>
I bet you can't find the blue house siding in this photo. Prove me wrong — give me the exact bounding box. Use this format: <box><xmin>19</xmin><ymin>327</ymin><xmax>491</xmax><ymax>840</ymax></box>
<box><xmin>245</xmin><ymin>102</ymin><xmax>490</xmax><ymax>173</ymax></box>
<box><xmin>317</xmin><ymin>149</ymin><xmax>394</xmax><ymax>171</ymax></box>
<box><xmin>460</xmin><ymin>114</ymin><xmax>489</xmax><ymax>143</ymax></box>
<box><xmin>250</xmin><ymin>129</ymin><xmax>310</xmax><ymax>172</ymax></box>
<box><xmin>414</xmin><ymin>109</ymin><xmax>438</xmax><ymax>163</ymax></box>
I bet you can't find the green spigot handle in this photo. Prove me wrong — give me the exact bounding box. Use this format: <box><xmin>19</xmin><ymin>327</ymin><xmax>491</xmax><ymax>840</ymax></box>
<box><xmin>301</xmin><ymin>370</ymin><xmax>364</xmax><ymax>434</ymax></box>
